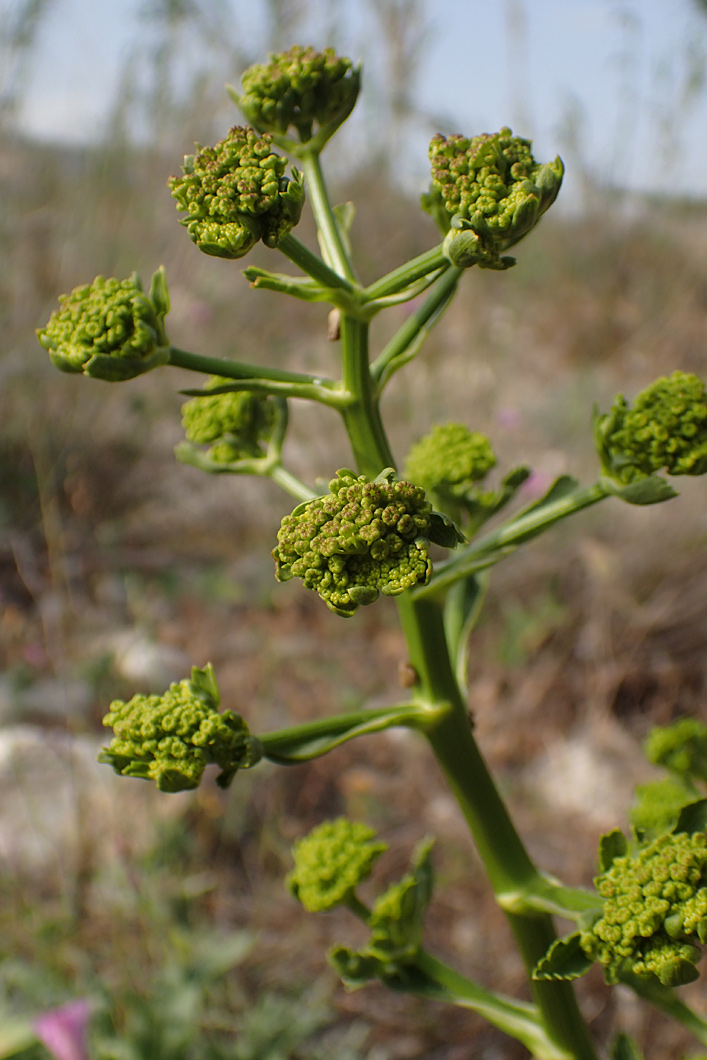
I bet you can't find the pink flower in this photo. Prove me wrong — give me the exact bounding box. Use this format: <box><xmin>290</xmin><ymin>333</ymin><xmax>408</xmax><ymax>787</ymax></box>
<box><xmin>520</xmin><ymin>469</ymin><xmax>553</xmax><ymax>499</ymax></box>
<box><xmin>34</xmin><ymin>1000</ymin><xmax>91</xmax><ymax>1060</ymax></box>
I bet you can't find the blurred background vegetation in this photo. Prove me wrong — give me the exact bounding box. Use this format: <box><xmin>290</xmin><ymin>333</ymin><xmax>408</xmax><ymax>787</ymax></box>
<box><xmin>2</xmin><ymin>0</ymin><xmax>707</xmax><ymax>1057</ymax></box>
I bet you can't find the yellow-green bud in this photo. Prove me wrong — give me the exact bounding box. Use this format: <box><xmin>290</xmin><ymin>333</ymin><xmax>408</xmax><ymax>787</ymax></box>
<box><xmin>235</xmin><ymin>46</ymin><xmax>360</xmax><ymax>148</ymax></box>
<box><xmin>99</xmin><ymin>664</ymin><xmax>262</xmax><ymax>792</ymax></box>
<box><xmin>181</xmin><ymin>381</ymin><xmax>277</xmax><ymax>464</ymax></box>
<box><xmin>596</xmin><ymin>371</ymin><xmax>707</xmax><ymax>486</ymax></box>
<box><xmin>273</xmin><ymin>468</ymin><xmax>439</xmax><ymax>616</ymax></box>
<box><xmin>287</xmin><ymin>818</ymin><xmax>387</xmax><ymax>912</ymax></box>
<box><xmin>169</xmin><ymin>126</ymin><xmax>304</xmax><ymax>259</ymax></box>
<box><xmin>426</xmin><ymin>128</ymin><xmax>563</xmax><ymax>270</ymax></box>
<box><xmin>36</xmin><ymin>269</ymin><xmax>170</xmax><ymax>381</ymax></box>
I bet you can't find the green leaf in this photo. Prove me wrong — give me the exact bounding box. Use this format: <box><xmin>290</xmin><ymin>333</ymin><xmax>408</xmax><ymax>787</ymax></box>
<box><xmin>611</xmin><ymin>1032</ymin><xmax>645</xmax><ymax>1060</ymax></box>
<box><xmin>532</xmin><ymin>933</ymin><xmax>593</xmax><ymax>981</ymax></box>
<box><xmin>600</xmin><ymin>474</ymin><xmax>678</xmax><ymax>506</ymax></box>
<box><xmin>599</xmin><ymin>828</ymin><xmax>628</xmax><ymax>872</ymax></box>
<box><xmin>189</xmin><ymin>663</ymin><xmax>220</xmax><ymax>705</ymax></box>
<box><xmin>333</xmin><ymin>201</ymin><xmax>355</xmax><ymax>258</ymax></box>
<box><xmin>428</xmin><ymin>510</ymin><xmax>465</xmax><ymax>549</ymax></box>
<box><xmin>148</xmin><ymin>264</ymin><xmax>170</xmax><ymax>323</ymax></box>
<box><xmin>444</xmin><ymin>573</ymin><xmax>488</xmax><ymax>689</ymax></box>
<box><xmin>674</xmin><ymin>798</ymin><xmax>707</xmax><ymax>836</ymax></box>
<box><xmin>0</xmin><ymin>1018</ymin><xmax>37</xmax><ymax>1058</ymax></box>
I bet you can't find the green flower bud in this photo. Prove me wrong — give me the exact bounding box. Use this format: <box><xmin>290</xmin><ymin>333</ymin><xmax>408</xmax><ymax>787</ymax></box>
<box><xmin>403</xmin><ymin>423</ymin><xmax>496</xmax><ymax>496</ymax></box>
<box><xmin>425</xmin><ymin>127</ymin><xmax>563</xmax><ymax>270</ymax></box>
<box><xmin>273</xmin><ymin>468</ymin><xmax>448</xmax><ymax>616</ymax></box>
<box><xmin>645</xmin><ymin>718</ymin><xmax>707</xmax><ymax>784</ymax></box>
<box><xmin>287</xmin><ymin>818</ymin><xmax>388</xmax><ymax>912</ymax></box>
<box><xmin>181</xmin><ymin>380</ymin><xmax>278</xmax><ymax>464</ymax></box>
<box><xmin>596</xmin><ymin>371</ymin><xmax>707</xmax><ymax>485</ymax></box>
<box><xmin>234</xmin><ymin>46</ymin><xmax>360</xmax><ymax>148</ymax></box>
<box><xmin>36</xmin><ymin>269</ymin><xmax>170</xmax><ymax>381</ymax></box>
<box><xmin>99</xmin><ymin>664</ymin><xmax>262</xmax><ymax>792</ymax></box>
<box><xmin>168</xmin><ymin>126</ymin><xmax>304</xmax><ymax>259</ymax></box>
<box><xmin>580</xmin><ymin>830</ymin><xmax>707</xmax><ymax>986</ymax></box>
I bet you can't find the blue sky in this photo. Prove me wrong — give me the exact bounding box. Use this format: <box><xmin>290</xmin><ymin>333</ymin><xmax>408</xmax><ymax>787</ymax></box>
<box><xmin>8</xmin><ymin>0</ymin><xmax>707</xmax><ymax>199</ymax></box>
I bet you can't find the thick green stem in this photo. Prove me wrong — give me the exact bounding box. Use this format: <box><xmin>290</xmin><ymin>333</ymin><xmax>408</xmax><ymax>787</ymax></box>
<box><xmin>331</xmin><ymin>199</ymin><xmax>598</xmax><ymax>1060</ymax></box>
<box><xmin>397</xmin><ymin>594</ymin><xmax>599</xmax><ymax>1060</ymax></box>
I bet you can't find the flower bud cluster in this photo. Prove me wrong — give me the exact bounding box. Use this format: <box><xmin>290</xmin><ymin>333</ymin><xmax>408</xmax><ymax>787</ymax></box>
<box><xmin>404</xmin><ymin>422</ymin><xmax>496</xmax><ymax>496</ymax></box>
<box><xmin>645</xmin><ymin>718</ymin><xmax>707</xmax><ymax>784</ymax></box>
<box><xmin>181</xmin><ymin>380</ymin><xmax>277</xmax><ymax>464</ymax></box>
<box><xmin>597</xmin><ymin>371</ymin><xmax>707</xmax><ymax>485</ymax></box>
<box><xmin>273</xmin><ymin>469</ymin><xmax>435</xmax><ymax>616</ymax></box>
<box><xmin>37</xmin><ymin>272</ymin><xmax>169</xmax><ymax>381</ymax></box>
<box><xmin>427</xmin><ymin>127</ymin><xmax>563</xmax><ymax>269</ymax></box>
<box><xmin>100</xmin><ymin>666</ymin><xmax>262</xmax><ymax>792</ymax></box>
<box><xmin>237</xmin><ymin>45</ymin><xmax>360</xmax><ymax>144</ymax></box>
<box><xmin>287</xmin><ymin>818</ymin><xmax>388</xmax><ymax>912</ymax></box>
<box><xmin>169</xmin><ymin>126</ymin><xmax>304</xmax><ymax>259</ymax></box>
<box><xmin>580</xmin><ymin>831</ymin><xmax>707</xmax><ymax>986</ymax></box>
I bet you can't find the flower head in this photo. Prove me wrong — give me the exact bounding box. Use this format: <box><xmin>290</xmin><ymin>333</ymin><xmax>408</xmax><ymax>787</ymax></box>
<box><xmin>425</xmin><ymin>127</ymin><xmax>563</xmax><ymax>270</ymax></box>
<box><xmin>596</xmin><ymin>371</ymin><xmax>707</xmax><ymax>486</ymax></box>
<box><xmin>181</xmin><ymin>380</ymin><xmax>278</xmax><ymax>464</ymax></box>
<box><xmin>169</xmin><ymin>126</ymin><xmax>304</xmax><ymax>259</ymax></box>
<box><xmin>580</xmin><ymin>830</ymin><xmax>707</xmax><ymax>986</ymax></box>
<box><xmin>36</xmin><ymin>269</ymin><xmax>170</xmax><ymax>381</ymax></box>
<box><xmin>99</xmin><ymin>664</ymin><xmax>262</xmax><ymax>791</ymax></box>
<box><xmin>273</xmin><ymin>468</ymin><xmax>455</xmax><ymax>616</ymax></box>
<box><xmin>287</xmin><ymin>818</ymin><xmax>388</xmax><ymax>912</ymax></box>
<box><xmin>234</xmin><ymin>46</ymin><xmax>360</xmax><ymax>149</ymax></box>
<box><xmin>34</xmin><ymin>1000</ymin><xmax>91</xmax><ymax>1060</ymax></box>
<box><xmin>404</xmin><ymin>422</ymin><xmax>496</xmax><ymax>497</ymax></box>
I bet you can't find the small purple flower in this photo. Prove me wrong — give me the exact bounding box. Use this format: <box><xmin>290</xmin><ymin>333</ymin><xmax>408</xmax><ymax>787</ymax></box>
<box><xmin>520</xmin><ymin>469</ymin><xmax>553</xmax><ymax>499</ymax></box>
<box><xmin>34</xmin><ymin>1000</ymin><xmax>91</xmax><ymax>1060</ymax></box>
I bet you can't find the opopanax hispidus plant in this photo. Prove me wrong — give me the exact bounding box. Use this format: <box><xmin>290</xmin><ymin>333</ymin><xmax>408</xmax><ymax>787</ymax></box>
<box><xmin>38</xmin><ymin>44</ymin><xmax>707</xmax><ymax>1060</ymax></box>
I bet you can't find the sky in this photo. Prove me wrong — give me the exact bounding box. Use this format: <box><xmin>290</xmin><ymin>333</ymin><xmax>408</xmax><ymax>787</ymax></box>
<box><xmin>6</xmin><ymin>0</ymin><xmax>707</xmax><ymax>202</ymax></box>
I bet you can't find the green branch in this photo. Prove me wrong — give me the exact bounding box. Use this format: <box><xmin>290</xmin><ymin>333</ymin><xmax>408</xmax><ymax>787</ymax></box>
<box><xmin>260</xmin><ymin>702</ymin><xmax>437</xmax><ymax>763</ymax></box>
<box><xmin>364</xmin><ymin>245</ymin><xmax>451</xmax><ymax>301</ymax></box>
<box><xmin>371</xmin><ymin>267</ymin><xmax>461</xmax><ymax>388</ymax></box>
<box><xmin>416</xmin><ymin>481</ymin><xmax>609</xmax><ymax>598</ymax></box>
<box><xmin>168</xmin><ymin>346</ymin><xmax>347</xmax><ymax>407</ymax></box>
<box><xmin>299</xmin><ymin>148</ymin><xmax>357</xmax><ymax>282</ymax></box>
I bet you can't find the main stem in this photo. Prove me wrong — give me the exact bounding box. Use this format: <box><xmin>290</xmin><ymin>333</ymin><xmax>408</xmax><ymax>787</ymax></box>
<box><xmin>339</xmin><ymin>309</ymin><xmax>598</xmax><ymax>1060</ymax></box>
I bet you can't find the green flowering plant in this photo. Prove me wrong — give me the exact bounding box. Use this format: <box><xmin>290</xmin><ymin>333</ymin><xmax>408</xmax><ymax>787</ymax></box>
<box><xmin>37</xmin><ymin>41</ymin><xmax>707</xmax><ymax>1060</ymax></box>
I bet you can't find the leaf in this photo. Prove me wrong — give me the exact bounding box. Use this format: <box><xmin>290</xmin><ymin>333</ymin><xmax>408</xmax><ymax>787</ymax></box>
<box><xmin>674</xmin><ymin>798</ymin><xmax>707</xmax><ymax>836</ymax></box>
<box><xmin>189</xmin><ymin>663</ymin><xmax>220</xmax><ymax>705</ymax></box>
<box><xmin>599</xmin><ymin>828</ymin><xmax>628</xmax><ymax>872</ymax></box>
<box><xmin>600</xmin><ymin>474</ymin><xmax>678</xmax><ymax>506</ymax></box>
<box><xmin>444</xmin><ymin>573</ymin><xmax>489</xmax><ymax>688</ymax></box>
<box><xmin>428</xmin><ymin>510</ymin><xmax>465</xmax><ymax>549</ymax></box>
<box><xmin>532</xmin><ymin>933</ymin><xmax>593</xmax><ymax>981</ymax></box>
